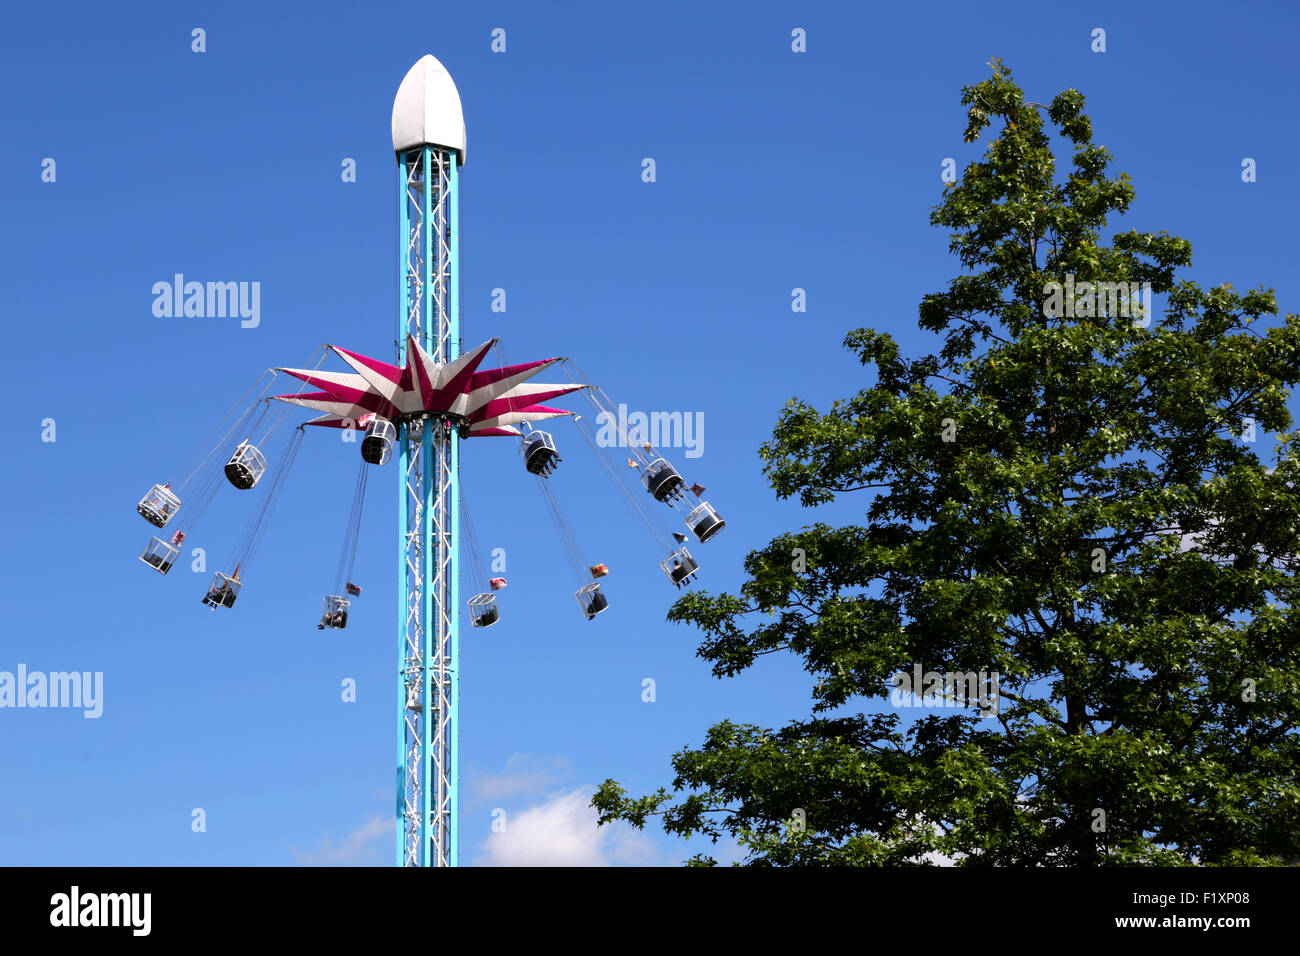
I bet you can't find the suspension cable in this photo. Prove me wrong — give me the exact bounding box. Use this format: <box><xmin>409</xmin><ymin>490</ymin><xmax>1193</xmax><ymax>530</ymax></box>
<box><xmin>571</xmin><ymin>412</ymin><xmax>671</xmax><ymax>558</ymax></box>
<box><xmin>176</xmin><ymin>369</ymin><xmax>279</xmax><ymax>493</ymax></box>
<box><xmin>345</xmin><ymin>466</ymin><xmax>368</xmax><ymax>589</ymax></box>
<box><xmin>560</xmin><ymin>359</ymin><xmax>657</xmax><ymax>469</ymax></box>
<box><xmin>174</xmin><ymin>456</ymin><xmax>226</xmax><ymax>538</ymax></box>
<box><xmin>534</xmin><ymin>475</ymin><xmax>589</xmax><ymax>584</ymax></box>
<box><xmin>497</xmin><ymin>336</ymin><xmax>590</xmax><ymax>582</ymax></box>
<box><xmin>334</xmin><ymin>460</ymin><xmax>369</xmax><ymax>594</ymax></box>
<box><xmin>459</xmin><ymin>488</ymin><xmax>488</xmax><ymax>591</ymax></box>
<box><xmin>257</xmin><ymin>346</ymin><xmax>326</xmax><ymax>447</ymax></box>
<box><xmin>564</xmin><ymin>358</ymin><xmax>709</xmax><ymax>521</ymax></box>
<box><xmin>240</xmin><ymin>426</ymin><xmax>305</xmax><ymax>575</ymax></box>
<box><xmin>227</xmin><ymin>426</ymin><xmax>306</xmax><ymax>577</ymax></box>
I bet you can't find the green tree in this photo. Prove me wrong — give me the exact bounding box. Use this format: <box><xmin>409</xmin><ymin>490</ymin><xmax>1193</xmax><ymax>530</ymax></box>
<box><xmin>593</xmin><ymin>60</ymin><xmax>1300</xmax><ymax>866</ymax></box>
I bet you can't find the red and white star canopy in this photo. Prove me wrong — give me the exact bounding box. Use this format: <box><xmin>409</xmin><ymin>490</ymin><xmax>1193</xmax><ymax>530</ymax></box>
<box><xmin>272</xmin><ymin>336</ymin><xmax>586</xmax><ymax>437</ymax></box>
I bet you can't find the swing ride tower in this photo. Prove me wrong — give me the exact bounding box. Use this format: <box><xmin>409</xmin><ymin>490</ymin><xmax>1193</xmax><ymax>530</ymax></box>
<box><xmin>135</xmin><ymin>53</ymin><xmax>727</xmax><ymax>870</ymax></box>
<box><xmin>264</xmin><ymin>55</ymin><xmax>589</xmax><ymax>866</ymax></box>
<box><xmin>391</xmin><ymin>54</ymin><xmax>465</xmax><ymax>868</ymax></box>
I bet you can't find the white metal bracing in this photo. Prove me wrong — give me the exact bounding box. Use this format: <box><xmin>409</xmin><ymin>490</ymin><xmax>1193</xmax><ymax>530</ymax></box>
<box><xmin>400</xmin><ymin>418</ymin><xmax>428</xmax><ymax>866</ymax></box>
<box><xmin>398</xmin><ymin>146</ymin><xmax>458</xmax><ymax>867</ymax></box>
<box><xmin>429</xmin><ymin>418</ymin><xmax>455</xmax><ymax>865</ymax></box>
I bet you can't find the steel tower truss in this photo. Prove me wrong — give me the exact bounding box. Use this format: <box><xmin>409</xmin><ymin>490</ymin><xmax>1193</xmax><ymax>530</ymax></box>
<box><xmin>396</xmin><ymin>145</ymin><xmax>460</xmax><ymax>867</ymax></box>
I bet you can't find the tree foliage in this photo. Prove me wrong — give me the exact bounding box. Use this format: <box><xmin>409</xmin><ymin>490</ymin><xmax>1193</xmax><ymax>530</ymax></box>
<box><xmin>593</xmin><ymin>59</ymin><xmax>1300</xmax><ymax>866</ymax></box>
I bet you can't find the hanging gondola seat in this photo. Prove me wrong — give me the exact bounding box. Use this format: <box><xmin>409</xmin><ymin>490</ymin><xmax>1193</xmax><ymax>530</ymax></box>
<box><xmin>685</xmin><ymin>501</ymin><xmax>726</xmax><ymax>543</ymax></box>
<box><xmin>137</xmin><ymin>483</ymin><xmax>182</xmax><ymax>528</ymax></box>
<box><xmin>361</xmin><ymin>418</ymin><xmax>396</xmax><ymax>466</ymax></box>
<box><xmin>224</xmin><ymin>440</ymin><xmax>267</xmax><ymax>490</ymax></box>
<box><xmin>468</xmin><ymin>592</ymin><xmax>499</xmax><ymax>627</ymax></box>
<box><xmin>660</xmin><ymin>547</ymin><xmax>700</xmax><ymax>587</ymax></box>
<box><xmin>641</xmin><ymin>458</ymin><xmax>685</xmax><ymax>503</ymax></box>
<box><xmin>576</xmin><ymin>581</ymin><xmax>609</xmax><ymax>620</ymax></box>
<box><xmin>319</xmin><ymin>594</ymin><xmax>350</xmax><ymax>629</ymax></box>
<box><xmin>202</xmin><ymin>571</ymin><xmax>241</xmax><ymax>609</ymax></box>
<box><xmin>521</xmin><ymin>431</ymin><xmax>561</xmax><ymax>477</ymax></box>
<box><xmin>139</xmin><ymin>537</ymin><xmax>180</xmax><ymax>575</ymax></box>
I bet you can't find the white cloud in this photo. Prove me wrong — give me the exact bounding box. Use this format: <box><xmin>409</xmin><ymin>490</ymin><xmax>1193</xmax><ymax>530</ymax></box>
<box><xmin>292</xmin><ymin>755</ymin><xmax>662</xmax><ymax>867</ymax></box>
<box><xmin>474</xmin><ymin>786</ymin><xmax>661</xmax><ymax>867</ymax></box>
<box><xmin>290</xmin><ymin>813</ymin><xmax>393</xmax><ymax>866</ymax></box>
<box><xmin>464</xmin><ymin>753</ymin><xmax>573</xmax><ymax>809</ymax></box>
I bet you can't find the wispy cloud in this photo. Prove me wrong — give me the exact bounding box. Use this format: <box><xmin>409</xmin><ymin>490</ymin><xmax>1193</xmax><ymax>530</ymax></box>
<box><xmin>464</xmin><ymin>753</ymin><xmax>574</xmax><ymax>810</ymax></box>
<box><xmin>290</xmin><ymin>813</ymin><xmax>393</xmax><ymax>866</ymax></box>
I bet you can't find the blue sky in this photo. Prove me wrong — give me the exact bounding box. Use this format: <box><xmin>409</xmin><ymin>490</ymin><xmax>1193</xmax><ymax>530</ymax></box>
<box><xmin>1</xmin><ymin>0</ymin><xmax>1296</xmax><ymax>865</ymax></box>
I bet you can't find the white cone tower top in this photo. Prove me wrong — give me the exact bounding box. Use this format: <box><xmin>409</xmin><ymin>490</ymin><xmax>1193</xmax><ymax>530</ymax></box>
<box><xmin>391</xmin><ymin>54</ymin><xmax>467</xmax><ymax>164</ymax></box>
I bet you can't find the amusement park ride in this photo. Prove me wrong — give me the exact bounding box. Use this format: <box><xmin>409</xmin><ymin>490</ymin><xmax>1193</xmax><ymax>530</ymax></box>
<box><xmin>133</xmin><ymin>55</ymin><xmax>726</xmax><ymax>867</ymax></box>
